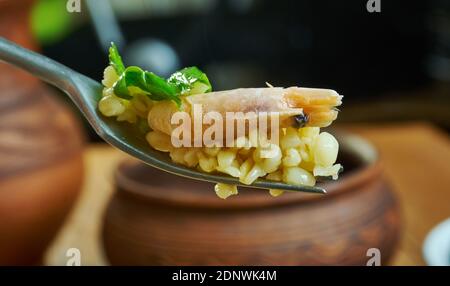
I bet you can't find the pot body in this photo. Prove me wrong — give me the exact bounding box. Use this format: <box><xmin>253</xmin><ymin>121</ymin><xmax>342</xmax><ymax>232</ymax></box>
<box><xmin>103</xmin><ymin>149</ymin><xmax>401</xmax><ymax>265</ymax></box>
<box><xmin>0</xmin><ymin>0</ymin><xmax>85</xmax><ymax>265</ymax></box>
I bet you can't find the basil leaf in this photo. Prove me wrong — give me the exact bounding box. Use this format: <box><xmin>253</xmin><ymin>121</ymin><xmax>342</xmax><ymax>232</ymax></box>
<box><xmin>113</xmin><ymin>66</ymin><xmax>181</xmax><ymax>106</ymax></box>
<box><xmin>168</xmin><ymin>66</ymin><xmax>212</xmax><ymax>94</ymax></box>
<box><xmin>108</xmin><ymin>42</ymin><xmax>125</xmax><ymax>75</ymax></box>
<box><xmin>106</xmin><ymin>43</ymin><xmax>210</xmax><ymax>107</ymax></box>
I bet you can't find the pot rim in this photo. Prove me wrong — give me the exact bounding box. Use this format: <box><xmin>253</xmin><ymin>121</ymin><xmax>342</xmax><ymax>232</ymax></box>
<box><xmin>114</xmin><ymin>131</ymin><xmax>382</xmax><ymax>209</ymax></box>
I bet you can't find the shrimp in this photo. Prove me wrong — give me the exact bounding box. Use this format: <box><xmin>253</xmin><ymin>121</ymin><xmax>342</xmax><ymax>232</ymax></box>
<box><xmin>147</xmin><ymin>87</ymin><xmax>342</xmax><ymax>140</ymax></box>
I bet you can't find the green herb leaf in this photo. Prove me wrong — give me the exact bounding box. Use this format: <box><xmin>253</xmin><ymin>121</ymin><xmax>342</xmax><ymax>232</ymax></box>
<box><xmin>168</xmin><ymin>66</ymin><xmax>212</xmax><ymax>95</ymax></box>
<box><xmin>108</xmin><ymin>42</ymin><xmax>125</xmax><ymax>75</ymax></box>
<box><xmin>106</xmin><ymin>43</ymin><xmax>211</xmax><ymax>107</ymax></box>
<box><xmin>113</xmin><ymin>66</ymin><xmax>181</xmax><ymax>106</ymax></box>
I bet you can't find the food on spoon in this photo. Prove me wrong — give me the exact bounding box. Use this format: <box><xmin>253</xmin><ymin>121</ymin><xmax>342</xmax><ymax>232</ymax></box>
<box><xmin>147</xmin><ymin>86</ymin><xmax>341</xmax><ymax>144</ymax></box>
<box><xmin>98</xmin><ymin>43</ymin><xmax>343</xmax><ymax>199</ymax></box>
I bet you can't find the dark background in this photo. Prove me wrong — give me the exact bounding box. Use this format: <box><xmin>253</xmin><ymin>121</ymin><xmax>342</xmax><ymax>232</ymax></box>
<box><xmin>37</xmin><ymin>0</ymin><xmax>449</xmax><ymax>138</ymax></box>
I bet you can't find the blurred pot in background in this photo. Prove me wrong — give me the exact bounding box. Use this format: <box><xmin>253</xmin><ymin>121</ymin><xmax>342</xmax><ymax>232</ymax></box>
<box><xmin>103</xmin><ymin>133</ymin><xmax>401</xmax><ymax>266</ymax></box>
<box><xmin>0</xmin><ymin>0</ymin><xmax>84</xmax><ymax>265</ymax></box>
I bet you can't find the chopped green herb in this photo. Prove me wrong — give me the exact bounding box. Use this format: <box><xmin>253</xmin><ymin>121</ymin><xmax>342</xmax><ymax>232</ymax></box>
<box><xmin>107</xmin><ymin>43</ymin><xmax>212</xmax><ymax>107</ymax></box>
<box><xmin>168</xmin><ymin>66</ymin><xmax>212</xmax><ymax>95</ymax></box>
<box><xmin>113</xmin><ymin>66</ymin><xmax>181</xmax><ymax>106</ymax></box>
<box><xmin>108</xmin><ymin>42</ymin><xmax>125</xmax><ymax>75</ymax></box>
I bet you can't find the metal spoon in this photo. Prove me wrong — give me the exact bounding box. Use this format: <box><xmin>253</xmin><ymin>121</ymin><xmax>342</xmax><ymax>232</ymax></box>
<box><xmin>0</xmin><ymin>37</ymin><xmax>326</xmax><ymax>194</ymax></box>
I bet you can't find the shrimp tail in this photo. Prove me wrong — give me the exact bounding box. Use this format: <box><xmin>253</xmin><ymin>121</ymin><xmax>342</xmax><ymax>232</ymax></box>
<box><xmin>284</xmin><ymin>87</ymin><xmax>343</xmax><ymax>127</ymax></box>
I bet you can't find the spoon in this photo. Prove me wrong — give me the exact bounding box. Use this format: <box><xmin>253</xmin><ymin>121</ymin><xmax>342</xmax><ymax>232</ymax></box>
<box><xmin>0</xmin><ymin>37</ymin><xmax>326</xmax><ymax>194</ymax></box>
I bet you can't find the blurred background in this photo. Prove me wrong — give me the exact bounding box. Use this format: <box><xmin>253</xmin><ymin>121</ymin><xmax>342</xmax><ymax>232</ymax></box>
<box><xmin>33</xmin><ymin>0</ymin><xmax>450</xmax><ymax>136</ymax></box>
<box><xmin>0</xmin><ymin>0</ymin><xmax>449</xmax><ymax>266</ymax></box>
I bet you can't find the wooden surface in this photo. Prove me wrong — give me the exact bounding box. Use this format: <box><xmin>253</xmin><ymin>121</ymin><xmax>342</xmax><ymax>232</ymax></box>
<box><xmin>44</xmin><ymin>122</ymin><xmax>450</xmax><ymax>266</ymax></box>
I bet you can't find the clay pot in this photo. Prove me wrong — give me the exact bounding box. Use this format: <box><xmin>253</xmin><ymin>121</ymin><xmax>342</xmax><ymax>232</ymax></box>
<box><xmin>0</xmin><ymin>0</ymin><xmax>85</xmax><ymax>265</ymax></box>
<box><xmin>102</xmin><ymin>133</ymin><xmax>401</xmax><ymax>265</ymax></box>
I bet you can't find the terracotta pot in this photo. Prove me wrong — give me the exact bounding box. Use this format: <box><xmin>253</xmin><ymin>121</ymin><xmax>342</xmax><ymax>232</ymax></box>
<box><xmin>0</xmin><ymin>0</ymin><xmax>85</xmax><ymax>265</ymax></box>
<box><xmin>102</xmin><ymin>133</ymin><xmax>401</xmax><ymax>265</ymax></box>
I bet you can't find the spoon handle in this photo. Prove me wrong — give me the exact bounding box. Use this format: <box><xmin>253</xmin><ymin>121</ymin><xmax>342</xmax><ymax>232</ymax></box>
<box><xmin>0</xmin><ymin>37</ymin><xmax>78</xmax><ymax>94</ymax></box>
<box><xmin>0</xmin><ymin>37</ymin><xmax>103</xmax><ymax>129</ymax></box>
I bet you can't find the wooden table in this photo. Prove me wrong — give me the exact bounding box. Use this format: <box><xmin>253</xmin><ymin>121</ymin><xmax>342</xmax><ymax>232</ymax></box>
<box><xmin>44</xmin><ymin>122</ymin><xmax>450</xmax><ymax>266</ymax></box>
